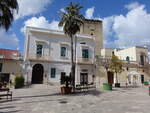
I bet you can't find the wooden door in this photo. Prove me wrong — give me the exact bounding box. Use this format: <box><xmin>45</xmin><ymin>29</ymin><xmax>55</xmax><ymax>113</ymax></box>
<box><xmin>80</xmin><ymin>73</ymin><xmax>88</xmax><ymax>85</ymax></box>
<box><xmin>107</xmin><ymin>71</ymin><xmax>114</xmax><ymax>84</ymax></box>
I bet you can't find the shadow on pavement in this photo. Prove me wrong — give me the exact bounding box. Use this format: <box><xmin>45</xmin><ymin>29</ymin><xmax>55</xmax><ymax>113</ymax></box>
<box><xmin>0</xmin><ymin>110</ymin><xmax>21</xmax><ymax>113</ymax></box>
<box><xmin>63</xmin><ymin>89</ymin><xmax>103</xmax><ymax>96</ymax></box>
<box><xmin>14</xmin><ymin>92</ymin><xmax>61</xmax><ymax>99</ymax></box>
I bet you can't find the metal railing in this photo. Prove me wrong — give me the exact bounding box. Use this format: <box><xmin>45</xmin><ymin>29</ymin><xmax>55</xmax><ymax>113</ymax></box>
<box><xmin>97</xmin><ymin>57</ymin><xmax>150</xmax><ymax>67</ymax></box>
<box><xmin>77</xmin><ymin>57</ymin><xmax>94</xmax><ymax>64</ymax></box>
<box><xmin>27</xmin><ymin>54</ymin><xmax>51</xmax><ymax>61</ymax></box>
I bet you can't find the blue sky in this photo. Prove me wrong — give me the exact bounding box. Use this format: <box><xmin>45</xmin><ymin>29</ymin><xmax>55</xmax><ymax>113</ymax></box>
<box><xmin>1</xmin><ymin>0</ymin><xmax>150</xmax><ymax>55</ymax></box>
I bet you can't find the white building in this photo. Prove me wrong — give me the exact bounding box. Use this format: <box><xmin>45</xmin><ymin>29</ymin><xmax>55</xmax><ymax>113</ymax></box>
<box><xmin>23</xmin><ymin>19</ymin><xmax>103</xmax><ymax>85</ymax></box>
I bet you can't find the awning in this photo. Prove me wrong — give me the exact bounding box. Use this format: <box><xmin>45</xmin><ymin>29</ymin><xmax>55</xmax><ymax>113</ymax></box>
<box><xmin>128</xmin><ymin>71</ymin><xmax>140</xmax><ymax>76</ymax></box>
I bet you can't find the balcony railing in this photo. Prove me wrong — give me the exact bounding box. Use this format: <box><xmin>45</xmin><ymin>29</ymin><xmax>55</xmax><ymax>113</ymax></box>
<box><xmin>27</xmin><ymin>54</ymin><xmax>51</xmax><ymax>61</ymax></box>
<box><xmin>97</xmin><ymin>57</ymin><xmax>150</xmax><ymax>67</ymax></box>
<box><xmin>77</xmin><ymin>57</ymin><xmax>94</xmax><ymax>64</ymax></box>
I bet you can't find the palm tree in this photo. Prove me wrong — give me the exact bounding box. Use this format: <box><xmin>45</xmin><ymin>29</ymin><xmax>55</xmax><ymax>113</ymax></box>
<box><xmin>59</xmin><ymin>2</ymin><xmax>84</xmax><ymax>91</ymax></box>
<box><xmin>0</xmin><ymin>0</ymin><xmax>18</xmax><ymax>31</ymax></box>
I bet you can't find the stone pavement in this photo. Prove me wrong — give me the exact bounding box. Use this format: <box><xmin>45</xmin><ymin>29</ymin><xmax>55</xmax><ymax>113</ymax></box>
<box><xmin>0</xmin><ymin>84</ymin><xmax>150</xmax><ymax>113</ymax></box>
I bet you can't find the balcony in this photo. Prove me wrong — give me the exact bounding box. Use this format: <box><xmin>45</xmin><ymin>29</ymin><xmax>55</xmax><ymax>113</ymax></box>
<box><xmin>77</xmin><ymin>58</ymin><xmax>94</xmax><ymax>64</ymax></box>
<box><xmin>27</xmin><ymin>54</ymin><xmax>51</xmax><ymax>61</ymax></box>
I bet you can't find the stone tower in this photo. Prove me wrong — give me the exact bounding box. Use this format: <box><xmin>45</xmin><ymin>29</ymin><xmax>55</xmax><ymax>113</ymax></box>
<box><xmin>80</xmin><ymin>19</ymin><xmax>103</xmax><ymax>56</ymax></box>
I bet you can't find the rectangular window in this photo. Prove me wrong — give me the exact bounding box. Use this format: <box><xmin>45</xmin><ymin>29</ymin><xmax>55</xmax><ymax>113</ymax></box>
<box><xmin>82</xmin><ymin>49</ymin><xmax>89</xmax><ymax>58</ymax></box>
<box><xmin>0</xmin><ymin>63</ymin><xmax>2</xmax><ymax>72</ymax></box>
<box><xmin>36</xmin><ymin>44</ymin><xmax>43</xmax><ymax>56</ymax></box>
<box><xmin>51</xmin><ymin>68</ymin><xmax>56</xmax><ymax>78</ymax></box>
<box><xmin>61</xmin><ymin>46</ymin><xmax>66</xmax><ymax>57</ymax></box>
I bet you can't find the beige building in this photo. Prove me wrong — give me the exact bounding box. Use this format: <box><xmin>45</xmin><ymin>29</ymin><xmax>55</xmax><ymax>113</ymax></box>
<box><xmin>99</xmin><ymin>46</ymin><xmax>150</xmax><ymax>86</ymax></box>
<box><xmin>0</xmin><ymin>49</ymin><xmax>22</xmax><ymax>83</ymax></box>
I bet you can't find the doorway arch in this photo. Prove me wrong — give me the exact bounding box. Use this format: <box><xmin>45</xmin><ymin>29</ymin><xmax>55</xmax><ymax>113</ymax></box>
<box><xmin>32</xmin><ymin>64</ymin><xmax>44</xmax><ymax>84</ymax></box>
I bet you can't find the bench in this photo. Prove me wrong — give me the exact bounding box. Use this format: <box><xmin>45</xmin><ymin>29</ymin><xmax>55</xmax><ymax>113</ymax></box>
<box><xmin>75</xmin><ymin>83</ymin><xmax>96</xmax><ymax>92</ymax></box>
<box><xmin>0</xmin><ymin>88</ymin><xmax>12</xmax><ymax>100</ymax></box>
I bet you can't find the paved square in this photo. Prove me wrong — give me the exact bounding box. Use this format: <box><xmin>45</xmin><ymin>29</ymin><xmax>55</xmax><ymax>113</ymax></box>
<box><xmin>0</xmin><ymin>85</ymin><xmax>150</xmax><ymax>113</ymax></box>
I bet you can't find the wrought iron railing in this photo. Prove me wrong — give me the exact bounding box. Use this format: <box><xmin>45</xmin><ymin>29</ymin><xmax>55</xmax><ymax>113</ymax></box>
<box><xmin>27</xmin><ymin>54</ymin><xmax>51</xmax><ymax>61</ymax></box>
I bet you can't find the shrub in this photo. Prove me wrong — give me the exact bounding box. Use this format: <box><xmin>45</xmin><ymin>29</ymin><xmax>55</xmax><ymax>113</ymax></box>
<box><xmin>14</xmin><ymin>75</ymin><xmax>24</xmax><ymax>88</ymax></box>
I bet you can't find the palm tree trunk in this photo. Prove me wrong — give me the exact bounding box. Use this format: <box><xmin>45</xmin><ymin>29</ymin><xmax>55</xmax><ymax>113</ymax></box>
<box><xmin>70</xmin><ymin>35</ymin><xmax>75</xmax><ymax>91</ymax></box>
<box><xmin>74</xmin><ymin>35</ymin><xmax>77</xmax><ymax>87</ymax></box>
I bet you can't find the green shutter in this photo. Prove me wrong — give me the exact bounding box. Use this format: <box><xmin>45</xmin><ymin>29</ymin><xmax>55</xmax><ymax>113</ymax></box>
<box><xmin>61</xmin><ymin>47</ymin><xmax>66</xmax><ymax>57</ymax></box>
<box><xmin>37</xmin><ymin>44</ymin><xmax>43</xmax><ymax>55</ymax></box>
<box><xmin>82</xmin><ymin>49</ymin><xmax>89</xmax><ymax>58</ymax></box>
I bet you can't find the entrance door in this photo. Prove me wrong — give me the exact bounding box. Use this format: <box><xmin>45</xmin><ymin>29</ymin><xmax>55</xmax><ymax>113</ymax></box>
<box><xmin>32</xmin><ymin>64</ymin><xmax>44</xmax><ymax>84</ymax></box>
<box><xmin>107</xmin><ymin>71</ymin><xmax>114</xmax><ymax>84</ymax></box>
<box><xmin>80</xmin><ymin>73</ymin><xmax>88</xmax><ymax>85</ymax></box>
<box><xmin>141</xmin><ymin>75</ymin><xmax>144</xmax><ymax>84</ymax></box>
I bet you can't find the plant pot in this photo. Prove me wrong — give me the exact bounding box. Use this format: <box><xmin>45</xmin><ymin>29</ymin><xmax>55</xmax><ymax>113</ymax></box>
<box><xmin>15</xmin><ymin>85</ymin><xmax>24</xmax><ymax>89</ymax></box>
<box><xmin>103</xmin><ymin>83</ymin><xmax>112</xmax><ymax>90</ymax></box>
<box><xmin>115</xmin><ymin>83</ymin><xmax>120</xmax><ymax>87</ymax></box>
<box><xmin>61</xmin><ymin>87</ymin><xmax>72</xmax><ymax>94</ymax></box>
<box><xmin>144</xmin><ymin>82</ymin><xmax>149</xmax><ymax>86</ymax></box>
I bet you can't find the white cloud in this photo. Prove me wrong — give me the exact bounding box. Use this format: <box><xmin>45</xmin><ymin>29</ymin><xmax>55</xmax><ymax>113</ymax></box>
<box><xmin>124</xmin><ymin>2</ymin><xmax>141</xmax><ymax>10</ymax></box>
<box><xmin>103</xmin><ymin>2</ymin><xmax>150</xmax><ymax>49</ymax></box>
<box><xmin>103</xmin><ymin>16</ymin><xmax>115</xmax><ymax>41</ymax></box>
<box><xmin>21</xmin><ymin>16</ymin><xmax>62</xmax><ymax>33</ymax></box>
<box><xmin>60</xmin><ymin>8</ymin><xmax>65</xmax><ymax>13</ymax></box>
<box><xmin>0</xmin><ymin>29</ymin><xmax>19</xmax><ymax>49</ymax></box>
<box><xmin>15</xmin><ymin>0</ymin><xmax>52</xmax><ymax>19</ymax></box>
<box><xmin>85</xmin><ymin>7</ymin><xmax>95</xmax><ymax>19</ymax></box>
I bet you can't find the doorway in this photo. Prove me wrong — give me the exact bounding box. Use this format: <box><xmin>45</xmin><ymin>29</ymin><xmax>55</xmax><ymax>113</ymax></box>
<box><xmin>80</xmin><ymin>73</ymin><xmax>88</xmax><ymax>85</ymax></box>
<box><xmin>107</xmin><ymin>71</ymin><xmax>114</xmax><ymax>84</ymax></box>
<box><xmin>141</xmin><ymin>75</ymin><xmax>144</xmax><ymax>84</ymax></box>
<box><xmin>32</xmin><ymin>64</ymin><xmax>44</xmax><ymax>84</ymax></box>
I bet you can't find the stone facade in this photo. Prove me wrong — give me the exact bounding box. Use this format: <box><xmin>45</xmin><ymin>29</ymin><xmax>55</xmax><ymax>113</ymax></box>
<box><xmin>99</xmin><ymin>46</ymin><xmax>150</xmax><ymax>86</ymax></box>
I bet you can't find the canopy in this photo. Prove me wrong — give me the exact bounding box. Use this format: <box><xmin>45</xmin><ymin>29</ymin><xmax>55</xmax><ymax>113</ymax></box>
<box><xmin>128</xmin><ymin>71</ymin><xmax>140</xmax><ymax>76</ymax></box>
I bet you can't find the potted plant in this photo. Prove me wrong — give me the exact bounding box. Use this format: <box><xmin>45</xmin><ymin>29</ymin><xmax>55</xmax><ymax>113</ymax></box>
<box><xmin>60</xmin><ymin>75</ymin><xmax>72</xmax><ymax>94</ymax></box>
<box><xmin>14</xmin><ymin>75</ymin><xmax>24</xmax><ymax>88</ymax></box>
